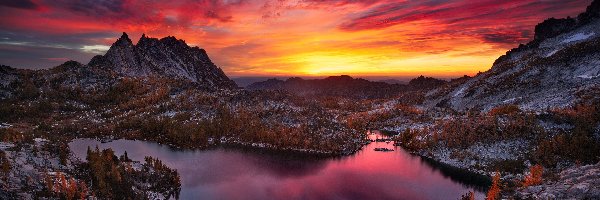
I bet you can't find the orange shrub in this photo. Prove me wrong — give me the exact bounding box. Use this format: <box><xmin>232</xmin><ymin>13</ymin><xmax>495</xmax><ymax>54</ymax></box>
<box><xmin>523</xmin><ymin>164</ymin><xmax>543</xmax><ymax>187</ymax></box>
<box><xmin>486</xmin><ymin>171</ymin><xmax>501</xmax><ymax>200</ymax></box>
<box><xmin>488</xmin><ymin>104</ymin><xmax>521</xmax><ymax>116</ymax></box>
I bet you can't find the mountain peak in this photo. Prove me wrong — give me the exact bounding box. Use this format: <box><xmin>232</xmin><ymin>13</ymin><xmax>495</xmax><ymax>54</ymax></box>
<box><xmin>110</xmin><ymin>32</ymin><xmax>134</xmax><ymax>49</ymax></box>
<box><xmin>118</xmin><ymin>32</ymin><xmax>132</xmax><ymax>43</ymax></box>
<box><xmin>137</xmin><ymin>33</ymin><xmax>158</xmax><ymax>47</ymax></box>
<box><xmin>99</xmin><ymin>32</ymin><xmax>237</xmax><ymax>89</ymax></box>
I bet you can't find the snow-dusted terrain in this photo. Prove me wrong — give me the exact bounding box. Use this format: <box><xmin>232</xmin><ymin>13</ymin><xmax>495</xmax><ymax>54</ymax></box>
<box><xmin>516</xmin><ymin>162</ymin><xmax>600</xmax><ymax>199</ymax></box>
<box><xmin>425</xmin><ymin>12</ymin><xmax>600</xmax><ymax>112</ymax></box>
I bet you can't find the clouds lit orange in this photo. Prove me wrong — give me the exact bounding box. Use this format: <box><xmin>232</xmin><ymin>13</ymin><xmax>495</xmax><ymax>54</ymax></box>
<box><xmin>0</xmin><ymin>0</ymin><xmax>591</xmax><ymax>77</ymax></box>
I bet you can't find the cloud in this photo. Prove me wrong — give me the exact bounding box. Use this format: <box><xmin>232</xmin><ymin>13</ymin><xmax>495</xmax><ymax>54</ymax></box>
<box><xmin>0</xmin><ymin>0</ymin><xmax>38</xmax><ymax>10</ymax></box>
<box><xmin>479</xmin><ymin>30</ymin><xmax>532</xmax><ymax>46</ymax></box>
<box><xmin>0</xmin><ymin>43</ymin><xmax>97</xmax><ymax>69</ymax></box>
<box><xmin>338</xmin><ymin>0</ymin><xmax>592</xmax><ymax>45</ymax></box>
<box><xmin>56</xmin><ymin>0</ymin><xmax>129</xmax><ymax>18</ymax></box>
<box><xmin>81</xmin><ymin>45</ymin><xmax>111</xmax><ymax>54</ymax></box>
<box><xmin>0</xmin><ymin>0</ymin><xmax>593</xmax><ymax>76</ymax></box>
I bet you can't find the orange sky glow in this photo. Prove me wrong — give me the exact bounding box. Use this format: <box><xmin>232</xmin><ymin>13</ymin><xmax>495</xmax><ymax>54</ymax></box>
<box><xmin>0</xmin><ymin>0</ymin><xmax>592</xmax><ymax>78</ymax></box>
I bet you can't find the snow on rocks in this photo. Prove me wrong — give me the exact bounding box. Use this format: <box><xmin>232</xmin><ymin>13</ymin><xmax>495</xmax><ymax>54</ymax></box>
<box><xmin>0</xmin><ymin>123</ymin><xmax>12</xmax><ymax>129</ymax></box>
<box><xmin>516</xmin><ymin>162</ymin><xmax>600</xmax><ymax>199</ymax></box>
<box><xmin>0</xmin><ymin>140</ymin><xmax>77</xmax><ymax>199</ymax></box>
<box><xmin>562</xmin><ymin>32</ymin><xmax>595</xmax><ymax>44</ymax></box>
<box><xmin>545</xmin><ymin>49</ymin><xmax>559</xmax><ymax>57</ymax></box>
<box><xmin>577</xmin><ymin>74</ymin><xmax>600</xmax><ymax>79</ymax></box>
<box><xmin>453</xmin><ymin>86</ymin><xmax>467</xmax><ymax>97</ymax></box>
<box><xmin>416</xmin><ymin>139</ymin><xmax>530</xmax><ymax>175</ymax></box>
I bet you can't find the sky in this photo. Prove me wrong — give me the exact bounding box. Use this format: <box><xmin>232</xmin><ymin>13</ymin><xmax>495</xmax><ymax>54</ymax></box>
<box><xmin>0</xmin><ymin>0</ymin><xmax>592</xmax><ymax>78</ymax></box>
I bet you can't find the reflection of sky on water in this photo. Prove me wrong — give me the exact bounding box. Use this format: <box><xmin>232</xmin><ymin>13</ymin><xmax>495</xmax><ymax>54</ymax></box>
<box><xmin>70</xmin><ymin>133</ymin><xmax>485</xmax><ymax>200</ymax></box>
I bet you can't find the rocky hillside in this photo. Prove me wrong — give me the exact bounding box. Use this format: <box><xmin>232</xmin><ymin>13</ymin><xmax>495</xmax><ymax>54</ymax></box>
<box><xmin>426</xmin><ymin>0</ymin><xmax>600</xmax><ymax>111</ymax></box>
<box><xmin>89</xmin><ymin>33</ymin><xmax>237</xmax><ymax>89</ymax></box>
<box><xmin>0</xmin><ymin>33</ymin><xmax>368</xmax><ymax>157</ymax></box>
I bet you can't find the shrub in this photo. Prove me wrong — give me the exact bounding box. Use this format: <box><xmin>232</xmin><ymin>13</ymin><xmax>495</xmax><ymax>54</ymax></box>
<box><xmin>488</xmin><ymin>104</ymin><xmax>521</xmax><ymax>116</ymax></box>
<box><xmin>486</xmin><ymin>171</ymin><xmax>501</xmax><ymax>200</ymax></box>
<box><xmin>0</xmin><ymin>150</ymin><xmax>10</xmax><ymax>181</ymax></box>
<box><xmin>522</xmin><ymin>164</ymin><xmax>543</xmax><ymax>187</ymax></box>
<box><xmin>45</xmin><ymin>172</ymin><xmax>88</xmax><ymax>200</ymax></box>
<box><xmin>84</xmin><ymin>147</ymin><xmax>180</xmax><ymax>199</ymax></box>
<box><xmin>487</xmin><ymin>159</ymin><xmax>526</xmax><ymax>174</ymax></box>
<box><xmin>534</xmin><ymin>132</ymin><xmax>600</xmax><ymax>167</ymax></box>
<box><xmin>460</xmin><ymin>191</ymin><xmax>475</xmax><ymax>200</ymax></box>
<box><xmin>18</xmin><ymin>79</ymin><xmax>40</xmax><ymax>100</ymax></box>
<box><xmin>435</xmin><ymin>113</ymin><xmax>543</xmax><ymax>148</ymax></box>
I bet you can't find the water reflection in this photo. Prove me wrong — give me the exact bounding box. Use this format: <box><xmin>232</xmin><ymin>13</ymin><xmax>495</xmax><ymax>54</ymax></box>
<box><xmin>69</xmin><ymin>132</ymin><xmax>487</xmax><ymax>200</ymax></box>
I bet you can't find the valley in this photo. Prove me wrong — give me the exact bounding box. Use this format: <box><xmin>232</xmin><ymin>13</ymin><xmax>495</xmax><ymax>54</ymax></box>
<box><xmin>1</xmin><ymin>1</ymin><xmax>600</xmax><ymax>199</ymax></box>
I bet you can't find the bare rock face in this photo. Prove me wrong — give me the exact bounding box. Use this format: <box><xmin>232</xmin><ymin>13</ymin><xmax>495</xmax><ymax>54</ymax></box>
<box><xmin>425</xmin><ymin>0</ymin><xmax>600</xmax><ymax>112</ymax></box>
<box><xmin>89</xmin><ymin>32</ymin><xmax>237</xmax><ymax>89</ymax></box>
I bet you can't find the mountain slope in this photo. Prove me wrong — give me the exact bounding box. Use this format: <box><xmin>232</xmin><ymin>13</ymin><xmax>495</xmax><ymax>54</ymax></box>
<box><xmin>426</xmin><ymin>1</ymin><xmax>600</xmax><ymax>111</ymax></box>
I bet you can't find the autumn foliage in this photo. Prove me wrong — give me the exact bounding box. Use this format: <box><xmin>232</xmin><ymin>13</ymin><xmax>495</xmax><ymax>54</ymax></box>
<box><xmin>486</xmin><ymin>171</ymin><xmax>501</xmax><ymax>200</ymax></box>
<box><xmin>44</xmin><ymin>172</ymin><xmax>88</xmax><ymax>200</ymax></box>
<box><xmin>488</xmin><ymin>104</ymin><xmax>521</xmax><ymax>116</ymax></box>
<box><xmin>522</xmin><ymin>164</ymin><xmax>543</xmax><ymax>187</ymax></box>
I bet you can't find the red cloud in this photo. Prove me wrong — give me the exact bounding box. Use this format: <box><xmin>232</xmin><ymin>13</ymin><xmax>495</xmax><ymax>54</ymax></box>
<box><xmin>338</xmin><ymin>0</ymin><xmax>592</xmax><ymax>45</ymax></box>
<box><xmin>0</xmin><ymin>0</ymin><xmax>594</xmax><ymax>74</ymax></box>
<box><xmin>0</xmin><ymin>0</ymin><xmax>246</xmax><ymax>35</ymax></box>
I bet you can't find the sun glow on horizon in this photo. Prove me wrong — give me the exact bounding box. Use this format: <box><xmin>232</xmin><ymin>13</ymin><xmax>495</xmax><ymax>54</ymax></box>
<box><xmin>0</xmin><ymin>0</ymin><xmax>591</xmax><ymax>77</ymax></box>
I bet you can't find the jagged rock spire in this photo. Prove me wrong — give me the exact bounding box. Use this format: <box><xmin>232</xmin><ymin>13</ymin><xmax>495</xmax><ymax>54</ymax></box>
<box><xmin>114</xmin><ymin>32</ymin><xmax>133</xmax><ymax>46</ymax></box>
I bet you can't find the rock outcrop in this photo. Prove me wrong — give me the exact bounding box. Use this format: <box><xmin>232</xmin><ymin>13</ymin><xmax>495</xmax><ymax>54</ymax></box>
<box><xmin>516</xmin><ymin>162</ymin><xmax>600</xmax><ymax>199</ymax></box>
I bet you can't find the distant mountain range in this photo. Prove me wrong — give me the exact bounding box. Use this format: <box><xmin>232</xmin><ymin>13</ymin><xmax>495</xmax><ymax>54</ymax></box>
<box><xmin>246</xmin><ymin>75</ymin><xmax>446</xmax><ymax>99</ymax></box>
<box><xmin>232</xmin><ymin>77</ymin><xmax>410</xmax><ymax>88</ymax></box>
<box><xmin>426</xmin><ymin>0</ymin><xmax>600</xmax><ymax>111</ymax></box>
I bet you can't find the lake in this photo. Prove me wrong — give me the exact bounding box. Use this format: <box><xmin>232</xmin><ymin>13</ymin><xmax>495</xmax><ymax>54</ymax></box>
<box><xmin>69</xmin><ymin>131</ymin><xmax>488</xmax><ymax>200</ymax></box>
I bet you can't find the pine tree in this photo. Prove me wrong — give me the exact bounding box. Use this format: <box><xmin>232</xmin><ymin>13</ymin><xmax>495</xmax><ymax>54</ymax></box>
<box><xmin>44</xmin><ymin>171</ymin><xmax>54</xmax><ymax>196</ymax></box>
<box><xmin>486</xmin><ymin>171</ymin><xmax>501</xmax><ymax>200</ymax></box>
<box><xmin>523</xmin><ymin>164</ymin><xmax>543</xmax><ymax>187</ymax></box>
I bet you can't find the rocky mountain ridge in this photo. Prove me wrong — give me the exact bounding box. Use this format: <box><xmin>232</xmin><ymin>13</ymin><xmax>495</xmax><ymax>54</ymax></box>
<box><xmin>89</xmin><ymin>33</ymin><xmax>237</xmax><ymax>89</ymax></box>
<box><xmin>426</xmin><ymin>0</ymin><xmax>600</xmax><ymax>111</ymax></box>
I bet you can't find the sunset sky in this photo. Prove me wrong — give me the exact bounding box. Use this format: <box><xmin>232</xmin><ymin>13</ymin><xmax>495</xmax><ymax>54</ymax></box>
<box><xmin>0</xmin><ymin>0</ymin><xmax>592</xmax><ymax>78</ymax></box>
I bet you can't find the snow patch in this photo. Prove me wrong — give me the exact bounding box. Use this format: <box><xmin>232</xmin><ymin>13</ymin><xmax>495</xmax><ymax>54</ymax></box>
<box><xmin>545</xmin><ymin>49</ymin><xmax>559</xmax><ymax>57</ymax></box>
<box><xmin>162</xmin><ymin>111</ymin><xmax>178</xmax><ymax>117</ymax></box>
<box><xmin>577</xmin><ymin>74</ymin><xmax>599</xmax><ymax>79</ymax></box>
<box><xmin>562</xmin><ymin>32</ymin><xmax>595</xmax><ymax>43</ymax></box>
<box><xmin>0</xmin><ymin>123</ymin><xmax>11</xmax><ymax>129</ymax></box>
<box><xmin>502</xmin><ymin>97</ymin><xmax>518</xmax><ymax>103</ymax></box>
<box><xmin>453</xmin><ymin>86</ymin><xmax>467</xmax><ymax>97</ymax></box>
<box><xmin>34</xmin><ymin>138</ymin><xmax>48</xmax><ymax>143</ymax></box>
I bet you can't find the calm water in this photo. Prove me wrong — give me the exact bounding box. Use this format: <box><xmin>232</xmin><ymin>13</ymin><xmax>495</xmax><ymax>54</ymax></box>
<box><xmin>69</xmin><ymin>132</ymin><xmax>487</xmax><ymax>200</ymax></box>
